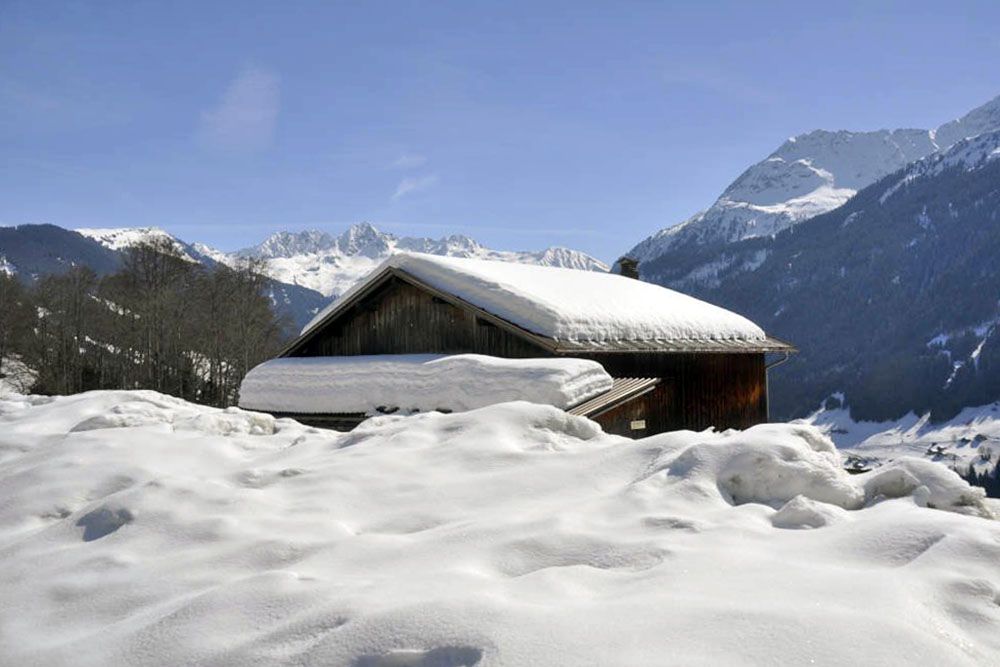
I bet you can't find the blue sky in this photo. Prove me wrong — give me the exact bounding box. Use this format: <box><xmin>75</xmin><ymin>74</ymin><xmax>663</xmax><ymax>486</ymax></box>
<box><xmin>2</xmin><ymin>1</ymin><xmax>999</xmax><ymax>261</ymax></box>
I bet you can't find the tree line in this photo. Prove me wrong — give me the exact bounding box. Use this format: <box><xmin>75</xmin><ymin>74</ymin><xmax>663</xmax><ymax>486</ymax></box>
<box><xmin>0</xmin><ymin>239</ymin><xmax>289</xmax><ymax>407</ymax></box>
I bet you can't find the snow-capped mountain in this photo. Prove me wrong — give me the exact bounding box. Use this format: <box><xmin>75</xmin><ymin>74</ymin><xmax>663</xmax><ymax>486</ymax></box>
<box><xmin>0</xmin><ymin>224</ymin><xmax>326</xmax><ymax>329</ymax></box>
<box><xmin>66</xmin><ymin>222</ymin><xmax>607</xmax><ymax>325</ymax></box>
<box><xmin>0</xmin><ymin>224</ymin><xmax>122</xmax><ymax>280</ymax></box>
<box><xmin>879</xmin><ymin>128</ymin><xmax>1000</xmax><ymax>200</ymax></box>
<box><xmin>76</xmin><ymin>227</ymin><xmax>218</xmax><ymax>266</ymax></box>
<box><xmin>628</xmin><ymin>94</ymin><xmax>1000</xmax><ymax>277</ymax></box>
<box><xmin>675</xmin><ymin>128</ymin><xmax>1000</xmax><ymax>423</ymax></box>
<box><xmin>229</xmin><ymin>222</ymin><xmax>609</xmax><ymax>297</ymax></box>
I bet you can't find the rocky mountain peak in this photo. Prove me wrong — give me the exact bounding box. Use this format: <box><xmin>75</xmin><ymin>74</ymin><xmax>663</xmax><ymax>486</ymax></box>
<box><xmin>335</xmin><ymin>222</ymin><xmax>393</xmax><ymax>258</ymax></box>
<box><xmin>247</xmin><ymin>230</ymin><xmax>338</xmax><ymax>259</ymax></box>
<box><xmin>628</xmin><ymin>93</ymin><xmax>1000</xmax><ymax>273</ymax></box>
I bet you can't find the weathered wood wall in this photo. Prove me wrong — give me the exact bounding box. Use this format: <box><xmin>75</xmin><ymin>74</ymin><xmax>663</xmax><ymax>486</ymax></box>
<box><xmin>291</xmin><ymin>276</ymin><xmax>769</xmax><ymax>434</ymax></box>
<box><xmin>291</xmin><ymin>277</ymin><xmax>548</xmax><ymax>358</ymax></box>
<box><xmin>590</xmin><ymin>390</ymin><xmax>661</xmax><ymax>437</ymax></box>
<box><xmin>578</xmin><ymin>352</ymin><xmax>767</xmax><ymax>432</ymax></box>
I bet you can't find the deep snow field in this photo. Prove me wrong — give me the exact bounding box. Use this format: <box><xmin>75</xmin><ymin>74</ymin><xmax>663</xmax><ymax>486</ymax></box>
<box><xmin>2</xmin><ymin>391</ymin><xmax>1000</xmax><ymax>666</ymax></box>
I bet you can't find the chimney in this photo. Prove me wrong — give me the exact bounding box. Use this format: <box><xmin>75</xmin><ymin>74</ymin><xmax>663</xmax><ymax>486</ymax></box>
<box><xmin>613</xmin><ymin>256</ymin><xmax>640</xmax><ymax>280</ymax></box>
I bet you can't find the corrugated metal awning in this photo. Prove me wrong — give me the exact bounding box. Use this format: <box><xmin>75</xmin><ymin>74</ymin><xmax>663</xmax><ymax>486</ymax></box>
<box><xmin>567</xmin><ymin>377</ymin><xmax>661</xmax><ymax>418</ymax></box>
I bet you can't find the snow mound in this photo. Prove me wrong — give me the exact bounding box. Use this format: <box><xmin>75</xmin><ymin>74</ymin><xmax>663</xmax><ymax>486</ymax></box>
<box><xmin>238</xmin><ymin>354</ymin><xmax>614</xmax><ymax>415</ymax></box>
<box><xmin>863</xmin><ymin>458</ymin><xmax>991</xmax><ymax>516</ymax></box>
<box><xmin>643</xmin><ymin>424</ymin><xmax>991</xmax><ymax>519</ymax></box>
<box><xmin>67</xmin><ymin>393</ymin><xmax>278</xmax><ymax>435</ymax></box>
<box><xmin>650</xmin><ymin>423</ymin><xmax>866</xmax><ymax>510</ymax></box>
<box><xmin>771</xmin><ymin>495</ymin><xmax>850</xmax><ymax>529</ymax></box>
<box><xmin>1</xmin><ymin>391</ymin><xmax>999</xmax><ymax>665</ymax></box>
<box><xmin>301</xmin><ymin>252</ymin><xmax>767</xmax><ymax>343</ymax></box>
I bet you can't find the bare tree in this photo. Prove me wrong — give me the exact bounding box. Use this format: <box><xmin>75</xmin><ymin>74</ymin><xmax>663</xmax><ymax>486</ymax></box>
<box><xmin>5</xmin><ymin>240</ymin><xmax>288</xmax><ymax>404</ymax></box>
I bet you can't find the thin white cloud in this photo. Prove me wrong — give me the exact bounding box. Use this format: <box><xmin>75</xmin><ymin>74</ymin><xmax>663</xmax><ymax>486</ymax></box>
<box><xmin>392</xmin><ymin>173</ymin><xmax>439</xmax><ymax>200</ymax></box>
<box><xmin>199</xmin><ymin>66</ymin><xmax>280</xmax><ymax>152</ymax></box>
<box><xmin>392</xmin><ymin>153</ymin><xmax>427</xmax><ymax>169</ymax></box>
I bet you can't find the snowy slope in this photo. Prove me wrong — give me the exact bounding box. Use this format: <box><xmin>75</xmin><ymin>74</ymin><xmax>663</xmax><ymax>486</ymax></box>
<box><xmin>0</xmin><ymin>224</ymin><xmax>123</xmax><ymax>281</ymax></box>
<box><xmin>802</xmin><ymin>395</ymin><xmax>1000</xmax><ymax>475</ymax></box>
<box><xmin>302</xmin><ymin>252</ymin><xmax>768</xmax><ymax>342</ymax></box>
<box><xmin>879</xmin><ymin>129</ymin><xmax>1000</xmax><ymax>203</ymax></box>
<box><xmin>76</xmin><ymin>226</ymin><xmax>210</xmax><ymax>264</ymax></box>
<box><xmin>232</xmin><ymin>223</ymin><xmax>609</xmax><ymax>298</ymax></box>
<box><xmin>628</xmin><ymin>94</ymin><xmax>1000</xmax><ymax>271</ymax></box>
<box><xmin>1</xmin><ymin>390</ymin><xmax>998</xmax><ymax>665</ymax></box>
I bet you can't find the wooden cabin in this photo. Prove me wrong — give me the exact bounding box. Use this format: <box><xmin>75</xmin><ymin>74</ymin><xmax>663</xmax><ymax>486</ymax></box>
<box><xmin>257</xmin><ymin>253</ymin><xmax>795</xmax><ymax>437</ymax></box>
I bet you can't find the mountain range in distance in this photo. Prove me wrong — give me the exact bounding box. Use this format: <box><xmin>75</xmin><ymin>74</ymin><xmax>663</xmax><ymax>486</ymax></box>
<box><xmin>0</xmin><ymin>222</ymin><xmax>608</xmax><ymax>328</ymax></box>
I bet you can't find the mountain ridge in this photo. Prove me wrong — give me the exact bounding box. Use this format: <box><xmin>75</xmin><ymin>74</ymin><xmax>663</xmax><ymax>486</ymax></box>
<box><xmin>221</xmin><ymin>221</ymin><xmax>609</xmax><ymax>298</ymax></box>
<box><xmin>666</xmin><ymin>129</ymin><xmax>1000</xmax><ymax>422</ymax></box>
<box><xmin>4</xmin><ymin>221</ymin><xmax>608</xmax><ymax>327</ymax></box>
<box><xmin>628</xmin><ymin>94</ymin><xmax>1000</xmax><ymax>279</ymax></box>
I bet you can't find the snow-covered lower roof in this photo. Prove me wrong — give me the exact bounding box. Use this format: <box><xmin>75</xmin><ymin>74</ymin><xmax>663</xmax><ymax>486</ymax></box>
<box><xmin>238</xmin><ymin>354</ymin><xmax>614</xmax><ymax>415</ymax></box>
<box><xmin>300</xmin><ymin>252</ymin><xmax>772</xmax><ymax>345</ymax></box>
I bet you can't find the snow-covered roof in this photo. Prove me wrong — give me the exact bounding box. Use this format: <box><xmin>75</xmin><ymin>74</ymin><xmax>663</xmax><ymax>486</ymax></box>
<box><xmin>238</xmin><ymin>354</ymin><xmax>614</xmax><ymax>415</ymax></box>
<box><xmin>300</xmin><ymin>252</ymin><xmax>772</xmax><ymax>345</ymax></box>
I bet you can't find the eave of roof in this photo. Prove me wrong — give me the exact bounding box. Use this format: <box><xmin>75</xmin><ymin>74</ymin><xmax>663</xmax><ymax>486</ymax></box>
<box><xmin>553</xmin><ymin>335</ymin><xmax>796</xmax><ymax>354</ymax></box>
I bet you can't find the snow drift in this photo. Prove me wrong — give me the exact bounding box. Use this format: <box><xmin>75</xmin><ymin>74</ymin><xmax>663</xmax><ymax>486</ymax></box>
<box><xmin>237</xmin><ymin>354</ymin><xmax>614</xmax><ymax>414</ymax></box>
<box><xmin>1</xmin><ymin>390</ymin><xmax>999</xmax><ymax>666</ymax></box>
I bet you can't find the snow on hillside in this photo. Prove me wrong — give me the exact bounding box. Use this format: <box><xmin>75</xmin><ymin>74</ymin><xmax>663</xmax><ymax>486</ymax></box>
<box><xmin>880</xmin><ymin>129</ymin><xmax>1000</xmax><ymax>204</ymax></box>
<box><xmin>802</xmin><ymin>395</ymin><xmax>1000</xmax><ymax>475</ymax></box>
<box><xmin>1</xmin><ymin>390</ymin><xmax>999</xmax><ymax>665</ymax></box>
<box><xmin>77</xmin><ymin>222</ymin><xmax>609</xmax><ymax>300</ymax></box>
<box><xmin>234</xmin><ymin>223</ymin><xmax>609</xmax><ymax>298</ymax></box>
<box><xmin>629</xmin><ymin>94</ymin><xmax>1000</xmax><ymax>267</ymax></box>
<box><xmin>76</xmin><ymin>226</ymin><xmax>205</xmax><ymax>263</ymax></box>
<box><xmin>78</xmin><ymin>226</ymin><xmax>184</xmax><ymax>253</ymax></box>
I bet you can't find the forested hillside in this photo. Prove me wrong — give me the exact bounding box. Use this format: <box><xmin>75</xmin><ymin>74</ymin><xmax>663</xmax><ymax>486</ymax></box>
<box><xmin>0</xmin><ymin>240</ymin><xmax>286</xmax><ymax>406</ymax></box>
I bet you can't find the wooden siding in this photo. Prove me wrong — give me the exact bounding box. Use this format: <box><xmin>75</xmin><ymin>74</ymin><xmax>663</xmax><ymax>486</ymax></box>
<box><xmin>291</xmin><ymin>277</ymin><xmax>549</xmax><ymax>358</ymax></box>
<box><xmin>572</xmin><ymin>352</ymin><xmax>767</xmax><ymax>432</ymax></box>
<box><xmin>591</xmin><ymin>391</ymin><xmax>659</xmax><ymax>437</ymax></box>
